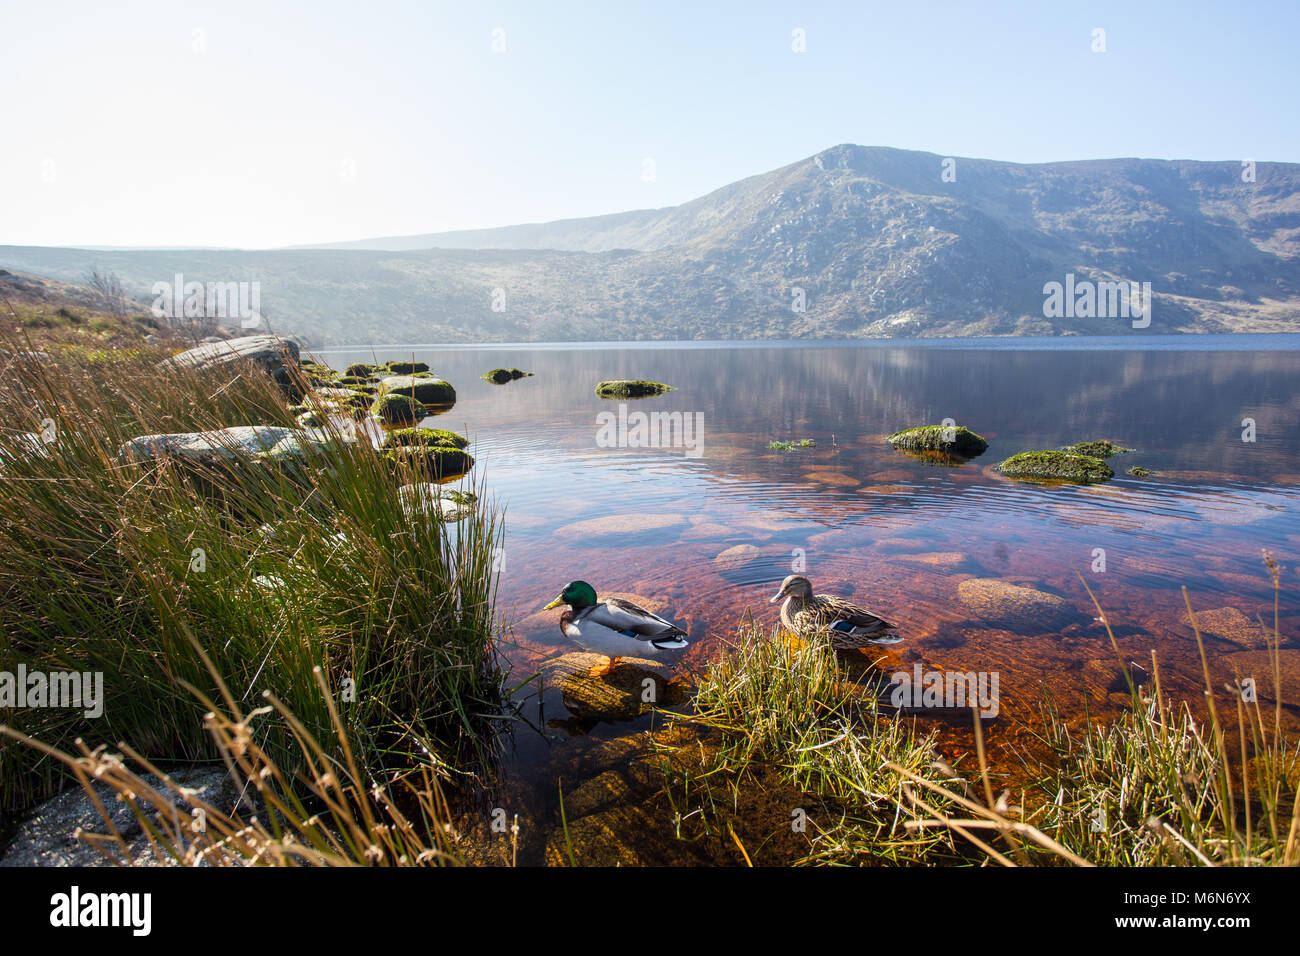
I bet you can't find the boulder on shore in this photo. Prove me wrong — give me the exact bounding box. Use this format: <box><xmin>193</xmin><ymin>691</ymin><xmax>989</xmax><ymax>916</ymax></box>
<box><xmin>160</xmin><ymin>335</ymin><xmax>299</xmax><ymax>377</ymax></box>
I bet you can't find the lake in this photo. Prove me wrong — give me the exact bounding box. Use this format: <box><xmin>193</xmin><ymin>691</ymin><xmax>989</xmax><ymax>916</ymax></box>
<box><xmin>318</xmin><ymin>336</ymin><xmax>1300</xmax><ymax>862</ymax></box>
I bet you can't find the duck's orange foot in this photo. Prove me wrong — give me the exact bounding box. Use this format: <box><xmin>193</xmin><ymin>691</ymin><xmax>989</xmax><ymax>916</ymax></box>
<box><xmin>588</xmin><ymin>656</ymin><xmax>620</xmax><ymax>678</ymax></box>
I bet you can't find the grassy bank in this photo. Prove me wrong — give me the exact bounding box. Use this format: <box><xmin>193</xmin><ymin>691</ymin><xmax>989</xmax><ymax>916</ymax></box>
<box><xmin>0</xmin><ymin>335</ymin><xmax>502</xmax><ymax>814</ymax></box>
<box><xmin>658</xmin><ymin>571</ymin><xmax>1299</xmax><ymax>867</ymax></box>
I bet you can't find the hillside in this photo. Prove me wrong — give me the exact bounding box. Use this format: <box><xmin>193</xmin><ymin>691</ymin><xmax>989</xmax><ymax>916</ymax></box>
<box><xmin>3</xmin><ymin>146</ymin><xmax>1298</xmax><ymax>345</ymax></box>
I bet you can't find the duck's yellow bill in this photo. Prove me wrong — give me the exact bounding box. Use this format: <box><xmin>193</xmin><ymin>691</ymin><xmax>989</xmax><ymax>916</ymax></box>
<box><xmin>543</xmin><ymin>596</ymin><xmax>564</xmax><ymax>610</ymax></box>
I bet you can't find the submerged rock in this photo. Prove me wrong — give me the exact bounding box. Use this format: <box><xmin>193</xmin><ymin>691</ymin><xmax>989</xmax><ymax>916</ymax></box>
<box><xmin>957</xmin><ymin>578</ymin><xmax>1082</xmax><ymax>632</ymax></box>
<box><xmin>713</xmin><ymin>544</ymin><xmax>761</xmax><ymax>572</ymax></box>
<box><xmin>594</xmin><ymin>380</ymin><xmax>673</xmax><ymax>399</ymax></box>
<box><xmin>553</xmin><ymin>513</ymin><xmax>687</xmax><ymax>542</ymax></box>
<box><xmin>887</xmin><ymin>425</ymin><xmax>989</xmax><ymax>458</ymax></box>
<box><xmin>541</xmin><ymin>652</ymin><xmax>679</xmax><ymax>720</ymax></box>
<box><xmin>1182</xmin><ymin>606</ymin><xmax>1272</xmax><ymax>650</ymax></box>
<box><xmin>997</xmin><ymin>451</ymin><xmax>1113</xmax><ymax>484</ymax></box>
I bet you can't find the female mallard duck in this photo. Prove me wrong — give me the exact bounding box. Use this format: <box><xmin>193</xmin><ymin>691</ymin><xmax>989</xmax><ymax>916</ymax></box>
<box><xmin>769</xmin><ymin>574</ymin><xmax>903</xmax><ymax>647</ymax></box>
<box><xmin>543</xmin><ymin>580</ymin><xmax>689</xmax><ymax>674</ymax></box>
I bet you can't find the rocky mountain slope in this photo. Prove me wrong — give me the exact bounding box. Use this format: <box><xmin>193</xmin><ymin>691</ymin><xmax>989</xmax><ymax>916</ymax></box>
<box><xmin>3</xmin><ymin>146</ymin><xmax>1298</xmax><ymax>344</ymax></box>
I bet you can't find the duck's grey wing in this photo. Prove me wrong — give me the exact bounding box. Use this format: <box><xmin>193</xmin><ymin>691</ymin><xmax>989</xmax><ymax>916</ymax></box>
<box><xmin>591</xmin><ymin>598</ymin><xmax>687</xmax><ymax>639</ymax></box>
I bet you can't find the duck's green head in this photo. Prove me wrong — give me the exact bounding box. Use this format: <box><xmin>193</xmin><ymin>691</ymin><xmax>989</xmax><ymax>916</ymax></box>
<box><xmin>543</xmin><ymin>580</ymin><xmax>597</xmax><ymax>611</ymax></box>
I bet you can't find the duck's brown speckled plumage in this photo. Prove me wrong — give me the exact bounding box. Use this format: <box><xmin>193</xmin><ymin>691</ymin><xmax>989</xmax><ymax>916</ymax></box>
<box><xmin>771</xmin><ymin>575</ymin><xmax>900</xmax><ymax>648</ymax></box>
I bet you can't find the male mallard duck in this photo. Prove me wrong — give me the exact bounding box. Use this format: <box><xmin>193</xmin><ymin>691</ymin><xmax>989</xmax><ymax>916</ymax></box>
<box><xmin>769</xmin><ymin>574</ymin><xmax>903</xmax><ymax>647</ymax></box>
<box><xmin>543</xmin><ymin>580</ymin><xmax>688</xmax><ymax>675</ymax></box>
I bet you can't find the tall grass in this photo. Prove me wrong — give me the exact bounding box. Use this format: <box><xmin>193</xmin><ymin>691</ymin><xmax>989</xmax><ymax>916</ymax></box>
<box><xmin>0</xmin><ymin>336</ymin><xmax>502</xmax><ymax>811</ymax></box>
<box><xmin>908</xmin><ymin>561</ymin><xmax>1300</xmax><ymax>866</ymax></box>
<box><xmin>664</xmin><ymin>622</ymin><xmax>963</xmax><ymax>864</ymax></box>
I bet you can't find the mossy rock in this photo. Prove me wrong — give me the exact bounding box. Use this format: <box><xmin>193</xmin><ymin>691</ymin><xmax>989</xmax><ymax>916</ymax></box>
<box><xmin>371</xmin><ymin>392</ymin><xmax>429</xmax><ymax>426</ymax></box>
<box><xmin>1127</xmin><ymin>465</ymin><xmax>1153</xmax><ymax>478</ymax></box>
<box><xmin>298</xmin><ymin>362</ymin><xmax>340</xmax><ymax>386</ymax></box>
<box><xmin>382</xmin><ymin>427</ymin><xmax>469</xmax><ymax>450</ymax></box>
<box><xmin>380</xmin><ymin>375</ymin><xmax>456</xmax><ymax>406</ymax></box>
<box><xmin>887</xmin><ymin>425</ymin><xmax>988</xmax><ymax>458</ymax></box>
<box><xmin>344</xmin><ymin>363</ymin><xmax>381</xmax><ymax>378</ymax></box>
<box><xmin>1064</xmin><ymin>440</ymin><xmax>1135</xmax><ymax>459</ymax></box>
<box><xmin>381</xmin><ymin>444</ymin><xmax>474</xmax><ymax>479</ymax></box>
<box><xmin>385</xmin><ymin>361</ymin><xmax>430</xmax><ymax>375</ymax></box>
<box><xmin>337</xmin><ymin>375</ymin><xmax>376</xmax><ymax>388</ymax></box>
<box><xmin>482</xmin><ymin>367</ymin><xmax>533</xmax><ymax>384</ymax></box>
<box><xmin>997</xmin><ymin>451</ymin><xmax>1113</xmax><ymax>484</ymax></box>
<box><xmin>595</xmin><ymin>380</ymin><xmax>673</xmax><ymax>399</ymax></box>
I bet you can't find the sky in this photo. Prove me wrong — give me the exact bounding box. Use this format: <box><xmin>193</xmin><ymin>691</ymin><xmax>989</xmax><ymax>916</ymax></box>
<box><xmin>1</xmin><ymin>0</ymin><xmax>1296</xmax><ymax>249</ymax></box>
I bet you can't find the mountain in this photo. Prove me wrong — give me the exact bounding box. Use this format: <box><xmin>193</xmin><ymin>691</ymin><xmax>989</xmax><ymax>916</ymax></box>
<box><xmin>3</xmin><ymin>145</ymin><xmax>1298</xmax><ymax>345</ymax></box>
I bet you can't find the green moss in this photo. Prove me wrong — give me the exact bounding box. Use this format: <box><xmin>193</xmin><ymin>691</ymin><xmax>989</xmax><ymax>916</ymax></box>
<box><xmin>381</xmin><ymin>375</ymin><xmax>456</xmax><ymax>406</ymax></box>
<box><xmin>887</xmin><ymin>425</ymin><xmax>988</xmax><ymax>458</ymax></box>
<box><xmin>385</xmin><ymin>361</ymin><xmax>429</xmax><ymax>375</ymax></box>
<box><xmin>1065</xmin><ymin>440</ymin><xmax>1135</xmax><ymax>458</ymax></box>
<box><xmin>371</xmin><ymin>393</ymin><xmax>429</xmax><ymax>426</ymax></box>
<box><xmin>1127</xmin><ymin>465</ymin><xmax>1153</xmax><ymax>478</ymax></box>
<box><xmin>594</xmin><ymin>379</ymin><xmax>674</xmax><ymax>398</ymax></box>
<box><xmin>337</xmin><ymin>375</ymin><xmax>377</xmax><ymax>388</ymax></box>
<box><xmin>298</xmin><ymin>362</ymin><xmax>340</xmax><ymax>386</ymax></box>
<box><xmin>770</xmin><ymin>438</ymin><xmax>816</xmax><ymax>452</ymax></box>
<box><xmin>344</xmin><ymin>363</ymin><xmax>381</xmax><ymax>378</ymax></box>
<box><xmin>383</xmin><ymin>427</ymin><xmax>469</xmax><ymax>450</ymax></box>
<box><xmin>997</xmin><ymin>451</ymin><xmax>1114</xmax><ymax>484</ymax></box>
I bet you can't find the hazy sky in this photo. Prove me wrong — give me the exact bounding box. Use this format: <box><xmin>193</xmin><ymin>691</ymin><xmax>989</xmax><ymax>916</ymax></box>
<box><xmin>2</xmin><ymin>0</ymin><xmax>1296</xmax><ymax>248</ymax></box>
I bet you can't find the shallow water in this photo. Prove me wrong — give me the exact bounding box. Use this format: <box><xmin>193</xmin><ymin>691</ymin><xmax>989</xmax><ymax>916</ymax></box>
<box><xmin>320</xmin><ymin>337</ymin><xmax>1300</xmax><ymax>862</ymax></box>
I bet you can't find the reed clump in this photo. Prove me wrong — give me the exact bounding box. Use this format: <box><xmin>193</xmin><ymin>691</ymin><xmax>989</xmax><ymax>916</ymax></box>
<box><xmin>899</xmin><ymin>560</ymin><xmax>1299</xmax><ymax>866</ymax></box>
<box><xmin>661</xmin><ymin>623</ymin><xmax>963</xmax><ymax>865</ymax></box>
<box><xmin>0</xmin><ymin>335</ymin><xmax>502</xmax><ymax>812</ymax></box>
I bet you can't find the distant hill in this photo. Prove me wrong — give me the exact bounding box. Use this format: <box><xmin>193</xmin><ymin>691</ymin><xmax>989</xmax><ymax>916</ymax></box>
<box><xmin>4</xmin><ymin>145</ymin><xmax>1298</xmax><ymax>345</ymax></box>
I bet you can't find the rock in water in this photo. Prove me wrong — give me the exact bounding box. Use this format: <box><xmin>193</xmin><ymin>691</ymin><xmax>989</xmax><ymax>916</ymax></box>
<box><xmin>594</xmin><ymin>380</ymin><xmax>673</xmax><ymax>398</ymax></box>
<box><xmin>996</xmin><ymin>451</ymin><xmax>1113</xmax><ymax>483</ymax></box>
<box><xmin>541</xmin><ymin>652</ymin><xmax>678</xmax><ymax>720</ymax></box>
<box><xmin>957</xmin><ymin>578</ymin><xmax>1082</xmax><ymax>632</ymax></box>
<box><xmin>1182</xmin><ymin>606</ymin><xmax>1272</xmax><ymax>649</ymax></box>
<box><xmin>714</xmin><ymin>544</ymin><xmax>760</xmax><ymax>572</ymax></box>
<box><xmin>379</xmin><ymin>375</ymin><xmax>457</xmax><ymax>406</ymax></box>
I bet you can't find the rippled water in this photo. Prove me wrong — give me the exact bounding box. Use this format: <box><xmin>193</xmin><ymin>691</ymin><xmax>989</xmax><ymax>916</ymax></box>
<box><xmin>319</xmin><ymin>336</ymin><xmax>1300</xmax><ymax>854</ymax></box>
